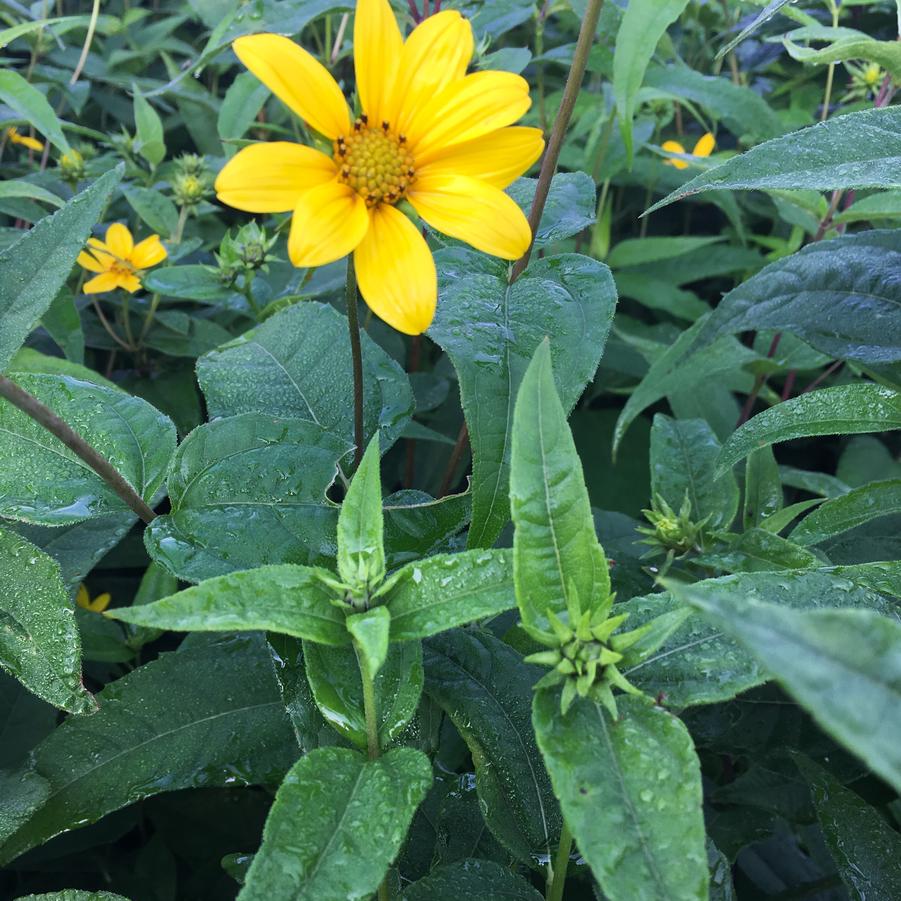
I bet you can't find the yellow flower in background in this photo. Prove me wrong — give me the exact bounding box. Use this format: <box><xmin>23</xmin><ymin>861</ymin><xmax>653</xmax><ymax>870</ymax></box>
<box><xmin>77</xmin><ymin>223</ymin><xmax>167</xmax><ymax>294</ymax></box>
<box><xmin>661</xmin><ymin>132</ymin><xmax>715</xmax><ymax>170</ymax></box>
<box><xmin>215</xmin><ymin>0</ymin><xmax>545</xmax><ymax>335</ymax></box>
<box><xmin>6</xmin><ymin>126</ymin><xmax>44</xmax><ymax>152</ymax></box>
<box><xmin>76</xmin><ymin>584</ymin><xmax>111</xmax><ymax>613</ymax></box>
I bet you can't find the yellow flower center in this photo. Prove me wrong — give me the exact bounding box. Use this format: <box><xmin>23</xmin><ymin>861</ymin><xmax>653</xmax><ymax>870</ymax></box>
<box><xmin>110</xmin><ymin>260</ymin><xmax>138</xmax><ymax>278</ymax></box>
<box><xmin>334</xmin><ymin>115</ymin><xmax>416</xmax><ymax>208</ymax></box>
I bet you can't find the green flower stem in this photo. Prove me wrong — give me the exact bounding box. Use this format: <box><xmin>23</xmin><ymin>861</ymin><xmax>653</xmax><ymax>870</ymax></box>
<box><xmin>511</xmin><ymin>0</ymin><xmax>605</xmax><ymax>281</ymax></box>
<box><xmin>345</xmin><ymin>256</ymin><xmax>365</xmax><ymax>470</ymax></box>
<box><xmin>547</xmin><ymin>822</ymin><xmax>573</xmax><ymax>901</ymax></box>
<box><xmin>173</xmin><ymin>204</ymin><xmax>189</xmax><ymax>244</ymax></box>
<box><xmin>138</xmin><ymin>293</ymin><xmax>161</xmax><ymax>345</ymax></box>
<box><xmin>0</xmin><ymin>374</ymin><xmax>157</xmax><ymax>524</ymax></box>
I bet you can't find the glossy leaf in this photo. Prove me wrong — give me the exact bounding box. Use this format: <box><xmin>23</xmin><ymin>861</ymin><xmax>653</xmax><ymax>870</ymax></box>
<box><xmin>506</xmin><ymin>173</ymin><xmax>596</xmax><ymax>248</ymax></box>
<box><xmin>107</xmin><ymin>564</ymin><xmax>350</xmax><ymax>645</ymax></box>
<box><xmin>790</xmin><ymin>479</ymin><xmax>901</xmax><ymax>546</ymax></box>
<box><xmin>678</xmin><ymin>584</ymin><xmax>901</xmax><ymax>791</ymax></box>
<box><xmin>0</xmin><ymin>373</ymin><xmax>175</xmax><ymax>525</ymax></box>
<box><xmin>144</xmin><ymin>413</ymin><xmax>348</xmax><ymax>582</ymax></box>
<box><xmin>533</xmin><ymin>691</ymin><xmax>709</xmax><ymax>901</ymax></box>
<box><xmin>423</xmin><ymin>629</ymin><xmax>561</xmax><ymax>866</ymax></box>
<box><xmin>338</xmin><ymin>436</ymin><xmax>385</xmax><ymax>590</ymax></box>
<box><xmin>0</xmin><ymin>70</ymin><xmax>71</xmax><ymax>154</ymax></box>
<box><xmin>795</xmin><ymin>755</ymin><xmax>901</xmax><ymax>900</ymax></box>
<box><xmin>510</xmin><ymin>341</ymin><xmax>609</xmax><ymax>638</ymax></box>
<box><xmin>133</xmin><ymin>89</ymin><xmax>165</xmax><ymax>167</ymax></box>
<box><xmin>347</xmin><ymin>606</ymin><xmax>391</xmax><ymax>681</ymax></box>
<box><xmin>429</xmin><ymin>250</ymin><xmax>616</xmax><ymax>548</ymax></box>
<box><xmin>0</xmin><ymin>634</ymin><xmax>297</xmax><ymax>864</ymax></box>
<box><xmin>0</xmin><ymin>167</ymin><xmax>121</xmax><ymax>372</ymax></box>
<box><xmin>650</xmin><ymin>415</ymin><xmax>739</xmax><ymax>529</ymax></box>
<box><xmin>238</xmin><ymin>747</ymin><xmax>432</xmax><ymax>901</ymax></box>
<box><xmin>0</xmin><ymin>527</ymin><xmax>94</xmax><ymax>714</ymax></box>
<box><xmin>403</xmin><ymin>859</ymin><xmax>544</xmax><ymax>900</ymax></box>
<box><xmin>196</xmin><ymin>302</ymin><xmax>413</xmax><ymax>451</ymax></box>
<box><xmin>385</xmin><ymin>549</ymin><xmax>515</xmax><ymax>641</ymax></box>
<box><xmin>303</xmin><ymin>640</ymin><xmax>423</xmax><ymax>750</ymax></box>
<box><xmin>649</xmin><ymin>106</ymin><xmax>901</xmax><ymax>213</ymax></box>
<box><xmin>744</xmin><ymin>447</ymin><xmax>783</xmax><ymax>530</ymax></box>
<box><xmin>716</xmin><ymin>384</ymin><xmax>901</xmax><ymax>477</ymax></box>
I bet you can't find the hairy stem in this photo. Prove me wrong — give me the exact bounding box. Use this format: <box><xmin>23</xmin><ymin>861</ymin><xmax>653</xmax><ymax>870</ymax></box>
<box><xmin>345</xmin><ymin>256</ymin><xmax>365</xmax><ymax>470</ymax></box>
<box><xmin>511</xmin><ymin>0</ymin><xmax>605</xmax><ymax>280</ymax></box>
<box><xmin>0</xmin><ymin>374</ymin><xmax>157</xmax><ymax>523</ymax></box>
<box><xmin>547</xmin><ymin>823</ymin><xmax>573</xmax><ymax>901</ymax></box>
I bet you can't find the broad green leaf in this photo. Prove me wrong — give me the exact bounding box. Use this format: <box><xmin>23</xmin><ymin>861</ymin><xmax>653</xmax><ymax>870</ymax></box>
<box><xmin>238</xmin><ymin>747</ymin><xmax>432</xmax><ymax>901</ymax></box>
<box><xmin>785</xmin><ymin>34</ymin><xmax>901</xmax><ymax>80</ymax></box>
<box><xmin>835</xmin><ymin>189</ymin><xmax>901</xmax><ymax>224</ymax></box>
<box><xmin>613</xmin><ymin>0</ymin><xmax>691</xmax><ymax>160</ymax></box>
<box><xmin>338</xmin><ymin>436</ymin><xmax>385</xmax><ymax>590</ymax></box>
<box><xmin>510</xmin><ymin>341</ymin><xmax>609</xmax><ymax>637</ymax></box>
<box><xmin>0</xmin><ymin>767</ymin><xmax>49</xmax><ymax>847</ymax></box>
<box><xmin>716</xmin><ymin>384</ymin><xmax>901</xmax><ymax>476</ymax></box>
<box><xmin>0</xmin><ymin>373</ymin><xmax>175</xmax><ymax>525</ymax></box>
<box><xmin>303</xmin><ymin>640</ymin><xmax>423</xmax><ymax>750</ymax></box>
<box><xmin>650</xmin><ymin>415</ymin><xmax>738</xmax><ymax>530</ymax></box>
<box><xmin>649</xmin><ymin>106</ymin><xmax>901</xmax><ymax>214</ymax></box>
<box><xmin>123</xmin><ymin>185</ymin><xmax>179</xmax><ymax>238</ymax></box>
<box><xmin>644</xmin><ymin>64</ymin><xmax>782</xmax><ymax>141</ymax></box>
<box><xmin>0</xmin><ymin>671</ymin><xmax>57</xmax><ymax>769</ymax></box>
<box><xmin>608</xmin><ymin>236</ymin><xmax>724</xmax><ymax>269</ymax></box>
<box><xmin>795</xmin><ymin>755</ymin><xmax>901</xmax><ymax>900</ymax></box>
<box><xmin>0</xmin><ymin>180</ymin><xmax>63</xmax><ymax>208</ymax></box>
<box><xmin>506</xmin><ymin>173</ymin><xmax>597</xmax><ymax>248</ymax></box>
<box><xmin>0</xmin><ymin>166</ymin><xmax>122</xmax><ymax>372</ymax></box>
<box><xmin>133</xmin><ymin>89</ymin><xmax>165</xmax><ymax>167</ymax></box>
<box><xmin>218</xmin><ymin>70</ymin><xmax>270</xmax><ymax>154</ymax></box>
<box><xmin>677</xmin><ymin>584</ymin><xmax>901</xmax><ymax>792</ymax></box>
<box><xmin>41</xmin><ymin>289</ymin><xmax>84</xmax><ymax>365</ymax></box>
<box><xmin>402</xmin><ymin>859</ymin><xmax>543</xmax><ymax>901</ymax></box>
<box><xmin>14</xmin><ymin>892</ymin><xmax>130</xmax><ymax>900</ymax></box>
<box><xmin>107</xmin><ymin>565</ymin><xmax>349</xmax><ymax>645</ymax></box>
<box><xmin>144</xmin><ymin>413</ymin><xmax>348</xmax><ymax>582</ymax></box>
<box><xmin>0</xmin><ymin>634</ymin><xmax>297</xmax><ymax>864</ymax></box>
<box><xmin>696</xmin><ymin>527</ymin><xmax>818</xmax><ymax>573</ymax></box>
<box><xmin>142</xmin><ymin>264</ymin><xmax>233</xmax><ymax>302</ymax></box>
<box><xmin>743</xmin><ymin>447</ymin><xmax>783</xmax><ymax>529</ymax></box>
<box><xmin>533</xmin><ymin>691</ymin><xmax>708</xmax><ymax>901</ymax></box>
<box><xmin>0</xmin><ymin>70</ymin><xmax>71</xmax><ymax>154</ymax></box>
<box><xmin>0</xmin><ymin>528</ymin><xmax>95</xmax><ymax>714</ymax></box>
<box><xmin>382</xmin><ymin>490</ymin><xmax>470</xmax><ymax>569</ymax></box>
<box><xmin>347</xmin><ymin>606</ymin><xmax>391</xmax><ymax>681</ymax></box>
<box><xmin>623</xmin><ymin>570</ymin><xmax>900</xmax><ymax>707</ymax></box>
<box><xmin>790</xmin><ymin>479</ymin><xmax>901</xmax><ymax>546</ymax></box>
<box><xmin>429</xmin><ymin>250</ymin><xmax>616</xmax><ymax>548</ymax></box>
<box><xmin>384</xmin><ymin>549</ymin><xmax>515</xmax><ymax>641</ymax></box>
<box><xmin>680</xmin><ymin>231</ymin><xmax>901</xmax><ymax>365</ymax></box>
<box><xmin>423</xmin><ymin>630</ymin><xmax>561</xmax><ymax>866</ymax></box>
<box><xmin>196</xmin><ymin>302</ymin><xmax>413</xmax><ymax>452</ymax></box>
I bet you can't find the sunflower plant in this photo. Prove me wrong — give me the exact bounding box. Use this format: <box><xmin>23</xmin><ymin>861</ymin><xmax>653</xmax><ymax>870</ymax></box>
<box><xmin>2</xmin><ymin>1</ymin><xmax>901</xmax><ymax>900</ymax></box>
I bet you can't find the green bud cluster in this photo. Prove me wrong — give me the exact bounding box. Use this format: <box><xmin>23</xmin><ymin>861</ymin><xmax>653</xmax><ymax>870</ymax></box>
<box><xmin>638</xmin><ymin>492</ymin><xmax>710</xmax><ymax>556</ymax></box>
<box><xmin>172</xmin><ymin>155</ymin><xmax>212</xmax><ymax>208</ymax></box>
<box><xmin>215</xmin><ymin>222</ymin><xmax>278</xmax><ymax>284</ymax></box>
<box><xmin>58</xmin><ymin>147</ymin><xmax>86</xmax><ymax>186</ymax></box>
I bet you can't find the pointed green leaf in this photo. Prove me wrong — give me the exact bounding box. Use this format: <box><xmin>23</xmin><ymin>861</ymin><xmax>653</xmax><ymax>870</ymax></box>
<box><xmin>133</xmin><ymin>88</ymin><xmax>165</xmax><ymax>167</ymax></box>
<box><xmin>347</xmin><ymin>606</ymin><xmax>391</xmax><ymax>681</ymax></box>
<box><xmin>338</xmin><ymin>436</ymin><xmax>385</xmax><ymax>590</ymax></box>
<box><xmin>385</xmin><ymin>549</ymin><xmax>515</xmax><ymax>641</ymax></box>
<box><xmin>0</xmin><ymin>70</ymin><xmax>71</xmax><ymax>154</ymax></box>
<box><xmin>676</xmin><ymin>583</ymin><xmax>901</xmax><ymax>791</ymax></box>
<box><xmin>0</xmin><ymin>527</ymin><xmax>95</xmax><ymax>714</ymax></box>
<box><xmin>0</xmin><ymin>166</ymin><xmax>122</xmax><ymax>373</ymax></box>
<box><xmin>743</xmin><ymin>447</ymin><xmax>783</xmax><ymax>529</ymax></box>
<box><xmin>107</xmin><ymin>565</ymin><xmax>350</xmax><ymax>645</ymax></box>
<box><xmin>402</xmin><ymin>859</ymin><xmax>543</xmax><ymax>900</ymax></box>
<box><xmin>533</xmin><ymin>691</ymin><xmax>708</xmax><ymax>901</ymax></box>
<box><xmin>238</xmin><ymin>747</ymin><xmax>432</xmax><ymax>901</ymax></box>
<box><xmin>716</xmin><ymin>384</ymin><xmax>901</xmax><ymax>477</ymax></box>
<box><xmin>790</xmin><ymin>479</ymin><xmax>901</xmax><ymax>546</ymax></box>
<box><xmin>511</xmin><ymin>341</ymin><xmax>609</xmax><ymax>637</ymax></box>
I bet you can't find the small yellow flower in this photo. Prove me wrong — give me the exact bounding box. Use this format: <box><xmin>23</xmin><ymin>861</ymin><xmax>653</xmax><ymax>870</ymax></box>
<box><xmin>215</xmin><ymin>0</ymin><xmax>545</xmax><ymax>335</ymax></box>
<box><xmin>76</xmin><ymin>584</ymin><xmax>111</xmax><ymax>613</ymax></box>
<box><xmin>6</xmin><ymin>126</ymin><xmax>44</xmax><ymax>153</ymax></box>
<box><xmin>77</xmin><ymin>223</ymin><xmax>167</xmax><ymax>294</ymax></box>
<box><xmin>661</xmin><ymin>132</ymin><xmax>715</xmax><ymax>170</ymax></box>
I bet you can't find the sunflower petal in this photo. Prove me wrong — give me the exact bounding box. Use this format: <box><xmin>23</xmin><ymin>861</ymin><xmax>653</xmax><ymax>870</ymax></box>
<box><xmin>661</xmin><ymin>140</ymin><xmax>688</xmax><ymax>169</ymax></box>
<box><xmin>118</xmin><ymin>273</ymin><xmax>142</xmax><ymax>293</ymax></box>
<box><xmin>416</xmin><ymin>126</ymin><xmax>544</xmax><ymax>188</ymax></box>
<box><xmin>354</xmin><ymin>204</ymin><xmax>436</xmax><ymax>335</ymax></box>
<box><xmin>287</xmin><ymin>181</ymin><xmax>370</xmax><ymax>267</ymax></box>
<box><xmin>388</xmin><ymin>10</ymin><xmax>473</xmax><ymax>134</ymax></box>
<box><xmin>233</xmin><ymin>34</ymin><xmax>350</xmax><ymax>139</ymax></box>
<box><xmin>83</xmin><ymin>272</ymin><xmax>121</xmax><ymax>294</ymax></box>
<box><xmin>354</xmin><ymin>0</ymin><xmax>403</xmax><ymax>126</ymax></box>
<box><xmin>407</xmin><ymin>71</ymin><xmax>531</xmax><ymax>158</ymax></box>
<box><xmin>409</xmin><ymin>174</ymin><xmax>531</xmax><ymax>260</ymax></box>
<box><xmin>77</xmin><ymin>250</ymin><xmax>107</xmax><ymax>273</ymax></box>
<box><xmin>132</xmin><ymin>235</ymin><xmax>168</xmax><ymax>269</ymax></box>
<box><xmin>215</xmin><ymin>142</ymin><xmax>337</xmax><ymax>214</ymax></box>
<box><xmin>692</xmin><ymin>132</ymin><xmax>715</xmax><ymax>158</ymax></box>
<box><xmin>104</xmin><ymin>223</ymin><xmax>134</xmax><ymax>260</ymax></box>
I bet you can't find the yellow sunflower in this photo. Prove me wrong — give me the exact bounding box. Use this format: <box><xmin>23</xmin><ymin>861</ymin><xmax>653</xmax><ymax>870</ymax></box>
<box><xmin>76</xmin><ymin>584</ymin><xmax>111</xmax><ymax>613</ymax></box>
<box><xmin>215</xmin><ymin>0</ymin><xmax>545</xmax><ymax>334</ymax></box>
<box><xmin>661</xmin><ymin>132</ymin><xmax>715</xmax><ymax>170</ymax></box>
<box><xmin>77</xmin><ymin>223</ymin><xmax>167</xmax><ymax>294</ymax></box>
<box><xmin>6</xmin><ymin>126</ymin><xmax>44</xmax><ymax>152</ymax></box>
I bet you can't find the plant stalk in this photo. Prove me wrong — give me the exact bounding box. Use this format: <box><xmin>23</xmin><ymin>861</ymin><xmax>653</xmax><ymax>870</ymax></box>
<box><xmin>547</xmin><ymin>823</ymin><xmax>573</xmax><ymax>901</ymax></box>
<box><xmin>345</xmin><ymin>257</ymin><xmax>365</xmax><ymax>470</ymax></box>
<box><xmin>0</xmin><ymin>374</ymin><xmax>157</xmax><ymax>523</ymax></box>
<box><xmin>511</xmin><ymin>0</ymin><xmax>604</xmax><ymax>280</ymax></box>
